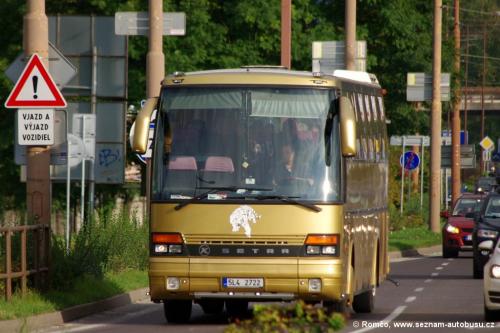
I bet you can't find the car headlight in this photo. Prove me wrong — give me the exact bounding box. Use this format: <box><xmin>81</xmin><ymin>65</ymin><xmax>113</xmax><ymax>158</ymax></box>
<box><xmin>477</xmin><ymin>229</ymin><xmax>499</xmax><ymax>239</ymax></box>
<box><xmin>445</xmin><ymin>224</ymin><xmax>460</xmax><ymax>234</ymax></box>
<box><xmin>491</xmin><ymin>265</ymin><xmax>500</xmax><ymax>279</ymax></box>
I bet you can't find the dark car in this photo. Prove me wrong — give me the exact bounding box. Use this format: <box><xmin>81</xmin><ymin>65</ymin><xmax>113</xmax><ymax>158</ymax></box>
<box><xmin>472</xmin><ymin>193</ymin><xmax>500</xmax><ymax>279</ymax></box>
<box><xmin>441</xmin><ymin>193</ymin><xmax>484</xmax><ymax>258</ymax></box>
<box><xmin>475</xmin><ymin>177</ymin><xmax>496</xmax><ymax>194</ymax></box>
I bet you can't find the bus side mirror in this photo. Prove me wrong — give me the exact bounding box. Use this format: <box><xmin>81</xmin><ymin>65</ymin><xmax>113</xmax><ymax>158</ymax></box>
<box><xmin>339</xmin><ymin>96</ymin><xmax>356</xmax><ymax>157</ymax></box>
<box><xmin>132</xmin><ymin>97</ymin><xmax>158</xmax><ymax>154</ymax></box>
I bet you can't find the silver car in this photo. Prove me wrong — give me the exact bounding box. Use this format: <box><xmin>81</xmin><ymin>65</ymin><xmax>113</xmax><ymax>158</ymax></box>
<box><xmin>481</xmin><ymin>238</ymin><xmax>500</xmax><ymax>321</ymax></box>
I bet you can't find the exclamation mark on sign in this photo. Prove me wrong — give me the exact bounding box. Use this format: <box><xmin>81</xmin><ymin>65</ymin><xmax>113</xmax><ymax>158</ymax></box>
<box><xmin>32</xmin><ymin>75</ymin><xmax>38</xmax><ymax>99</ymax></box>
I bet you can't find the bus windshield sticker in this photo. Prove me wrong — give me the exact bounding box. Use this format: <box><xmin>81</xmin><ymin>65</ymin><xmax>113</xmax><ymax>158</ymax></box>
<box><xmin>230</xmin><ymin>205</ymin><xmax>261</xmax><ymax>237</ymax></box>
<box><xmin>207</xmin><ymin>193</ymin><xmax>227</xmax><ymax>200</ymax></box>
<box><xmin>170</xmin><ymin>194</ymin><xmax>192</xmax><ymax>199</ymax></box>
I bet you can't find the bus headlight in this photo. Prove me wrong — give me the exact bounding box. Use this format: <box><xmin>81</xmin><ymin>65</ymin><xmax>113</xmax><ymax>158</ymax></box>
<box><xmin>154</xmin><ymin>244</ymin><xmax>168</xmax><ymax>253</ymax></box>
<box><xmin>321</xmin><ymin>246</ymin><xmax>337</xmax><ymax>255</ymax></box>
<box><xmin>169</xmin><ymin>244</ymin><xmax>183</xmax><ymax>254</ymax></box>
<box><xmin>306</xmin><ymin>246</ymin><xmax>321</xmax><ymax>255</ymax></box>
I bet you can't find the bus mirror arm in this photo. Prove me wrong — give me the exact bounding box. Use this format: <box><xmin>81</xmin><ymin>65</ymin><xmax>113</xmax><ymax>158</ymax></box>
<box><xmin>324</xmin><ymin>100</ymin><xmax>338</xmax><ymax>167</ymax></box>
<box><xmin>132</xmin><ymin>97</ymin><xmax>159</xmax><ymax>154</ymax></box>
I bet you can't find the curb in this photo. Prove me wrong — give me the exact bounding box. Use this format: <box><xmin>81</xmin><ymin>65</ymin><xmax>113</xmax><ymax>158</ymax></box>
<box><xmin>0</xmin><ymin>287</ymin><xmax>149</xmax><ymax>333</ymax></box>
<box><xmin>388</xmin><ymin>244</ymin><xmax>442</xmax><ymax>259</ymax></box>
<box><xmin>0</xmin><ymin>246</ymin><xmax>442</xmax><ymax>333</ymax></box>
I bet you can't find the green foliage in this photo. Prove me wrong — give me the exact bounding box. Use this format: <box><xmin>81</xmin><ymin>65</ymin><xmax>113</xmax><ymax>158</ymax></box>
<box><xmin>50</xmin><ymin>212</ymin><xmax>148</xmax><ymax>290</ymax></box>
<box><xmin>389</xmin><ymin>226</ymin><xmax>442</xmax><ymax>252</ymax></box>
<box><xmin>0</xmin><ymin>270</ymin><xmax>147</xmax><ymax>320</ymax></box>
<box><xmin>225</xmin><ymin>301</ymin><xmax>344</xmax><ymax>333</ymax></box>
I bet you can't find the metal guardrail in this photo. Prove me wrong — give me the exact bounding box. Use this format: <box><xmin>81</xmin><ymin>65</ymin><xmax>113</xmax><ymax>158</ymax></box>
<box><xmin>0</xmin><ymin>224</ymin><xmax>50</xmax><ymax>301</ymax></box>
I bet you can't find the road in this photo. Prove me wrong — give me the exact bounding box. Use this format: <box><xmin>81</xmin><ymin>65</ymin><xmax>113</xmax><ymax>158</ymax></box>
<box><xmin>43</xmin><ymin>252</ymin><xmax>500</xmax><ymax>333</ymax></box>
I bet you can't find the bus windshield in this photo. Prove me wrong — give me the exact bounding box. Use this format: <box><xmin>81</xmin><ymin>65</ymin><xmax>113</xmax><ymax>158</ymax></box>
<box><xmin>152</xmin><ymin>87</ymin><xmax>341</xmax><ymax>202</ymax></box>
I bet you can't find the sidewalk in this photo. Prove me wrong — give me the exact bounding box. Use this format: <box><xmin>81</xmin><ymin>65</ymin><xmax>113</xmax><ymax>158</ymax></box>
<box><xmin>1</xmin><ymin>245</ymin><xmax>443</xmax><ymax>333</ymax></box>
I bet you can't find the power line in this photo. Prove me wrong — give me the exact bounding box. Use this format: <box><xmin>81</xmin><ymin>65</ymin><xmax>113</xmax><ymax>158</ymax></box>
<box><xmin>443</xmin><ymin>4</ymin><xmax>500</xmax><ymax>16</ymax></box>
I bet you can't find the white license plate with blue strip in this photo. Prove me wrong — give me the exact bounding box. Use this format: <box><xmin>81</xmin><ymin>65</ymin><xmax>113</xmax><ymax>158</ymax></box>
<box><xmin>222</xmin><ymin>278</ymin><xmax>264</xmax><ymax>288</ymax></box>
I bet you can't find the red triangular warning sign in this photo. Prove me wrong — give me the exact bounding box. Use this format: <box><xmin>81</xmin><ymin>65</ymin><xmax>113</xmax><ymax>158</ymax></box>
<box><xmin>4</xmin><ymin>53</ymin><xmax>67</xmax><ymax>108</ymax></box>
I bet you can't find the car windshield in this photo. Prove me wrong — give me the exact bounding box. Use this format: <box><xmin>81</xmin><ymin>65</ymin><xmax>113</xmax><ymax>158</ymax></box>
<box><xmin>485</xmin><ymin>197</ymin><xmax>500</xmax><ymax>218</ymax></box>
<box><xmin>452</xmin><ymin>198</ymin><xmax>483</xmax><ymax>216</ymax></box>
<box><xmin>152</xmin><ymin>86</ymin><xmax>341</xmax><ymax>202</ymax></box>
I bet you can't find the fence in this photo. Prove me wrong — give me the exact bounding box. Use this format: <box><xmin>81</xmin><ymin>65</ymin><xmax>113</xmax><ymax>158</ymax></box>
<box><xmin>0</xmin><ymin>224</ymin><xmax>50</xmax><ymax>301</ymax></box>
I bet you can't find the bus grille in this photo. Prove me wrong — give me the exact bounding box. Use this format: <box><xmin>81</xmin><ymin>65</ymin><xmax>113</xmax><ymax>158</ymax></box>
<box><xmin>184</xmin><ymin>235</ymin><xmax>305</xmax><ymax>246</ymax></box>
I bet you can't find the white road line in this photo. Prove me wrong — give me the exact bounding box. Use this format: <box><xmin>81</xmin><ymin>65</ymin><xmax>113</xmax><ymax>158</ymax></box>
<box><xmin>424</xmin><ymin>279</ymin><xmax>433</xmax><ymax>283</ymax></box>
<box><xmin>442</xmin><ymin>262</ymin><xmax>449</xmax><ymax>266</ymax></box>
<box><xmin>448</xmin><ymin>258</ymin><xmax>454</xmax><ymax>261</ymax></box>
<box><xmin>350</xmin><ymin>305</ymin><xmax>407</xmax><ymax>333</ymax></box>
<box><xmin>431</xmin><ymin>272</ymin><xmax>439</xmax><ymax>277</ymax></box>
<box><xmin>405</xmin><ymin>296</ymin><xmax>417</xmax><ymax>303</ymax></box>
<box><xmin>436</xmin><ymin>266</ymin><xmax>443</xmax><ymax>270</ymax></box>
<box><xmin>414</xmin><ymin>287</ymin><xmax>424</xmax><ymax>292</ymax></box>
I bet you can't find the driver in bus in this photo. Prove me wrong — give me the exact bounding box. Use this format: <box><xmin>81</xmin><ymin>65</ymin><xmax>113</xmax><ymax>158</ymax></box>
<box><xmin>275</xmin><ymin>142</ymin><xmax>314</xmax><ymax>188</ymax></box>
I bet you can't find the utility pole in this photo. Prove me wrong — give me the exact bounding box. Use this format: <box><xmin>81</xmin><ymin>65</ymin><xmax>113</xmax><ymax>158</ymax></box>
<box><xmin>24</xmin><ymin>0</ymin><xmax>50</xmax><ymax>288</ymax></box>
<box><xmin>146</xmin><ymin>0</ymin><xmax>164</xmax><ymax>215</ymax></box>
<box><xmin>281</xmin><ymin>0</ymin><xmax>291</xmax><ymax>69</ymax></box>
<box><xmin>430</xmin><ymin>0</ymin><xmax>442</xmax><ymax>233</ymax></box>
<box><xmin>345</xmin><ymin>0</ymin><xmax>356</xmax><ymax>70</ymax></box>
<box><xmin>451</xmin><ymin>0</ymin><xmax>461</xmax><ymax>206</ymax></box>
<box><xmin>464</xmin><ymin>25</ymin><xmax>469</xmax><ymax>135</ymax></box>
<box><xmin>480</xmin><ymin>24</ymin><xmax>486</xmax><ymax>173</ymax></box>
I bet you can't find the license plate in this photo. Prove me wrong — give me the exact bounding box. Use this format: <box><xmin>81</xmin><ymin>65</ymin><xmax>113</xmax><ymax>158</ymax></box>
<box><xmin>465</xmin><ymin>235</ymin><xmax>472</xmax><ymax>241</ymax></box>
<box><xmin>222</xmin><ymin>278</ymin><xmax>264</xmax><ymax>288</ymax></box>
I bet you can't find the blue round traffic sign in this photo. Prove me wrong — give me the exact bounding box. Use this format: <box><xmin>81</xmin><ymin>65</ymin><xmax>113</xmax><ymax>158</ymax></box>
<box><xmin>400</xmin><ymin>151</ymin><xmax>420</xmax><ymax>170</ymax></box>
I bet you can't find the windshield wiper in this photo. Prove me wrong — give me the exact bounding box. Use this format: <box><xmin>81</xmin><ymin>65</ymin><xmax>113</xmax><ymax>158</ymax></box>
<box><xmin>174</xmin><ymin>186</ymin><xmax>273</xmax><ymax>211</ymax></box>
<box><xmin>253</xmin><ymin>195</ymin><xmax>322</xmax><ymax>213</ymax></box>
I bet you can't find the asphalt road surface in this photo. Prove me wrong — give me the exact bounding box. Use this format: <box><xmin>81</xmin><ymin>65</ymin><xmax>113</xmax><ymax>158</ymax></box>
<box><xmin>43</xmin><ymin>252</ymin><xmax>500</xmax><ymax>333</ymax></box>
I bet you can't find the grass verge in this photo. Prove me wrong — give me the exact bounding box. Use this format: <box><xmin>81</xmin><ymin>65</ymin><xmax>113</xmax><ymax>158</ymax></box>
<box><xmin>0</xmin><ymin>270</ymin><xmax>147</xmax><ymax>321</ymax></box>
<box><xmin>389</xmin><ymin>226</ymin><xmax>442</xmax><ymax>252</ymax></box>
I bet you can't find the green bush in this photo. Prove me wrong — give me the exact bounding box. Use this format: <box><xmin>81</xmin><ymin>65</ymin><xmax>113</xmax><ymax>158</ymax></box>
<box><xmin>50</xmin><ymin>212</ymin><xmax>148</xmax><ymax>290</ymax></box>
<box><xmin>225</xmin><ymin>301</ymin><xmax>344</xmax><ymax>333</ymax></box>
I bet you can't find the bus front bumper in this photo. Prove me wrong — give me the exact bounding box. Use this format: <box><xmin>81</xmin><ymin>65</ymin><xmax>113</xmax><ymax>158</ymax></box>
<box><xmin>149</xmin><ymin>257</ymin><xmax>344</xmax><ymax>302</ymax></box>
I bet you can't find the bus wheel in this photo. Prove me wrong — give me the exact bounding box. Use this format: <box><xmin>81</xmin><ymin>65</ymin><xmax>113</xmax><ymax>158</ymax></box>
<box><xmin>352</xmin><ymin>287</ymin><xmax>375</xmax><ymax>313</ymax></box>
<box><xmin>225</xmin><ymin>300</ymin><xmax>249</xmax><ymax>318</ymax></box>
<box><xmin>199</xmin><ymin>299</ymin><xmax>224</xmax><ymax>315</ymax></box>
<box><xmin>163</xmin><ymin>299</ymin><xmax>192</xmax><ymax>323</ymax></box>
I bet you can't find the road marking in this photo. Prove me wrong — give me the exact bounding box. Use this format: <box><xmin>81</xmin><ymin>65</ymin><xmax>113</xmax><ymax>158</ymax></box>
<box><xmin>448</xmin><ymin>258</ymin><xmax>454</xmax><ymax>261</ymax></box>
<box><xmin>435</xmin><ymin>266</ymin><xmax>443</xmax><ymax>270</ymax></box>
<box><xmin>442</xmin><ymin>262</ymin><xmax>449</xmax><ymax>266</ymax></box>
<box><xmin>414</xmin><ymin>287</ymin><xmax>424</xmax><ymax>292</ymax></box>
<box><xmin>405</xmin><ymin>296</ymin><xmax>417</xmax><ymax>303</ymax></box>
<box><xmin>351</xmin><ymin>305</ymin><xmax>407</xmax><ymax>333</ymax></box>
<box><xmin>424</xmin><ymin>279</ymin><xmax>433</xmax><ymax>283</ymax></box>
<box><xmin>48</xmin><ymin>305</ymin><xmax>159</xmax><ymax>333</ymax></box>
<box><xmin>431</xmin><ymin>272</ymin><xmax>439</xmax><ymax>277</ymax></box>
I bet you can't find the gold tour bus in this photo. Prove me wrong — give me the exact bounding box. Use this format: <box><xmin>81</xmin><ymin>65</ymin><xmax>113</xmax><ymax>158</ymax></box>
<box><xmin>132</xmin><ymin>67</ymin><xmax>389</xmax><ymax>323</ymax></box>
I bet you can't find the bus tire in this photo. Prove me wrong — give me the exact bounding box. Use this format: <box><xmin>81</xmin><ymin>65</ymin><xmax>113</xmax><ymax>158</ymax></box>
<box><xmin>225</xmin><ymin>299</ymin><xmax>249</xmax><ymax>318</ymax></box>
<box><xmin>163</xmin><ymin>299</ymin><xmax>192</xmax><ymax>323</ymax></box>
<box><xmin>352</xmin><ymin>287</ymin><xmax>375</xmax><ymax>313</ymax></box>
<box><xmin>199</xmin><ymin>299</ymin><xmax>224</xmax><ymax>314</ymax></box>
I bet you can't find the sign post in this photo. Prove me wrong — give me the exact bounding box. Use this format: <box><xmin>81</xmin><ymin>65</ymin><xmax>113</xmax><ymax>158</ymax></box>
<box><xmin>5</xmin><ymin>52</ymin><xmax>67</xmax><ymax>255</ymax></box>
<box><xmin>391</xmin><ymin>135</ymin><xmax>429</xmax><ymax>213</ymax></box>
<box><xmin>480</xmin><ymin>136</ymin><xmax>495</xmax><ymax>174</ymax></box>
